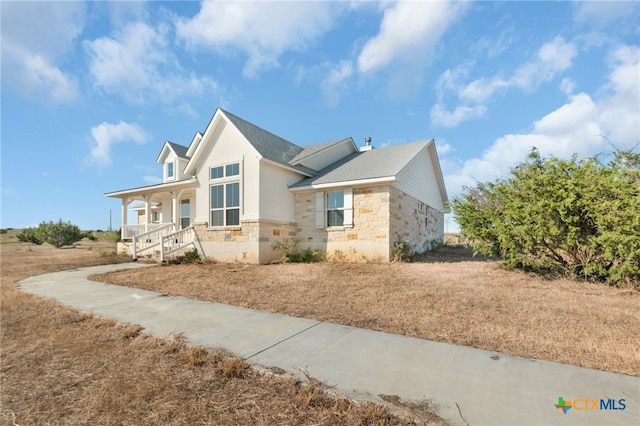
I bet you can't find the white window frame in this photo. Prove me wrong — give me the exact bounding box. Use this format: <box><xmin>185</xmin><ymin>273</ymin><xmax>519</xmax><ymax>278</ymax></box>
<box><xmin>209</xmin><ymin>161</ymin><xmax>242</xmax><ymax>228</ymax></box>
<box><xmin>166</xmin><ymin>161</ymin><xmax>175</xmax><ymax>180</ymax></box>
<box><xmin>180</xmin><ymin>199</ymin><xmax>190</xmax><ymax>229</ymax></box>
<box><xmin>316</xmin><ymin>189</ymin><xmax>353</xmax><ymax>229</ymax></box>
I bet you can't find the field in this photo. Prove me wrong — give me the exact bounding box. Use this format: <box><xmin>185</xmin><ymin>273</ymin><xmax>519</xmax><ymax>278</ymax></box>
<box><xmin>2</xmin><ymin>232</ymin><xmax>638</xmax><ymax>425</ymax></box>
<box><xmin>1</xmin><ymin>241</ymin><xmax>439</xmax><ymax>425</ymax></box>
<box><xmin>94</xmin><ymin>245</ymin><xmax>640</xmax><ymax>377</ymax></box>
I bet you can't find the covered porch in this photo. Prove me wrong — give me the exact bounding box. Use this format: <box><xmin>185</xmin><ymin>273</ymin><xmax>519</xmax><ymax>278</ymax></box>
<box><xmin>105</xmin><ymin>178</ymin><xmax>203</xmax><ymax>261</ymax></box>
<box><xmin>105</xmin><ymin>178</ymin><xmax>197</xmax><ymax>241</ymax></box>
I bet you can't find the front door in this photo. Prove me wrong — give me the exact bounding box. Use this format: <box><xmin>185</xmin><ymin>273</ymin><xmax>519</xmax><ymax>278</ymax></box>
<box><xmin>180</xmin><ymin>199</ymin><xmax>190</xmax><ymax>229</ymax></box>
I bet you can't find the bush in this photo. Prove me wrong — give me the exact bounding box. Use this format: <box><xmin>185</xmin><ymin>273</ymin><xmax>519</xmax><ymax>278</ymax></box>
<box><xmin>453</xmin><ymin>149</ymin><xmax>640</xmax><ymax>285</ymax></box>
<box><xmin>182</xmin><ymin>249</ymin><xmax>201</xmax><ymax>264</ymax></box>
<box><xmin>391</xmin><ymin>238</ymin><xmax>411</xmax><ymax>262</ymax></box>
<box><xmin>272</xmin><ymin>239</ymin><xmax>323</xmax><ymax>263</ymax></box>
<box><xmin>17</xmin><ymin>220</ymin><xmax>85</xmax><ymax>248</ymax></box>
<box><xmin>104</xmin><ymin>230</ymin><xmax>121</xmax><ymax>243</ymax></box>
<box><xmin>40</xmin><ymin>220</ymin><xmax>85</xmax><ymax>248</ymax></box>
<box><xmin>17</xmin><ymin>227</ymin><xmax>43</xmax><ymax>245</ymax></box>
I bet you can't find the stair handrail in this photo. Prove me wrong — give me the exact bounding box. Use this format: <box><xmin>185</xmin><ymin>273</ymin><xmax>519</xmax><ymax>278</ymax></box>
<box><xmin>132</xmin><ymin>223</ymin><xmax>175</xmax><ymax>260</ymax></box>
<box><xmin>160</xmin><ymin>226</ymin><xmax>204</xmax><ymax>262</ymax></box>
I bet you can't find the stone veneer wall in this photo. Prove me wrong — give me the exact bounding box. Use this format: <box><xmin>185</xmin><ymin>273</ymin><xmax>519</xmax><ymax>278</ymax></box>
<box><xmin>389</xmin><ymin>186</ymin><xmax>444</xmax><ymax>255</ymax></box>
<box><xmin>194</xmin><ymin>220</ymin><xmax>297</xmax><ymax>263</ymax></box>
<box><xmin>293</xmin><ymin>185</ymin><xmax>391</xmax><ymax>261</ymax></box>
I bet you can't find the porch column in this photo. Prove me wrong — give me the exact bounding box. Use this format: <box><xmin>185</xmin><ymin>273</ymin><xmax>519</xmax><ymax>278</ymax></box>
<box><xmin>144</xmin><ymin>195</ymin><xmax>151</xmax><ymax>232</ymax></box>
<box><xmin>121</xmin><ymin>197</ymin><xmax>129</xmax><ymax>240</ymax></box>
<box><xmin>171</xmin><ymin>191</ymin><xmax>178</xmax><ymax>231</ymax></box>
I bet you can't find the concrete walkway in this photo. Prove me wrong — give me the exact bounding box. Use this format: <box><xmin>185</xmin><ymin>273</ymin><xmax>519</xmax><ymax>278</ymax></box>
<box><xmin>19</xmin><ymin>263</ymin><xmax>639</xmax><ymax>426</ymax></box>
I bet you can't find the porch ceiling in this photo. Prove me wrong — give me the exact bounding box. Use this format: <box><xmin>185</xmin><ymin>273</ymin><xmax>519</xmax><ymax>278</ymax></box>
<box><xmin>104</xmin><ymin>178</ymin><xmax>197</xmax><ymax>200</ymax></box>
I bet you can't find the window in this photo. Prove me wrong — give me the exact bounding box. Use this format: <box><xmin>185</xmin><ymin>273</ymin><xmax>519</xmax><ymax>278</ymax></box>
<box><xmin>209</xmin><ymin>162</ymin><xmax>241</xmax><ymax>227</ymax></box>
<box><xmin>316</xmin><ymin>189</ymin><xmax>353</xmax><ymax>229</ymax></box>
<box><xmin>167</xmin><ymin>162</ymin><xmax>174</xmax><ymax>179</ymax></box>
<box><xmin>327</xmin><ymin>191</ymin><xmax>344</xmax><ymax>227</ymax></box>
<box><xmin>226</xmin><ymin>163</ymin><xmax>239</xmax><ymax>177</ymax></box>
<box><xmin>153</xmin><ymin>211</ymin><xmax>161</xmax><ymax>223</ymax></box>
<box><xmin>180</xmin><ymin>200</ymin><xmax>190</xmax><ymax>229</ymax></box>
<box><xmin>210</xmin><ymin>166</ymin><xmax>223</xmax><ymax>179</ymax></box>
<box><xmin>425</xmin><ymin>206</ymin><xmax>430</xmax><ymax>228</ymax></box>
<box><xmin>210</xmin><ymin>163</ymin><xmax>239</xmax><ymax>180</ymax></box>
<box><xmin>210</xmin><ymin>182</ymin><xmax>239</xmax><ymax>226</ymax></box>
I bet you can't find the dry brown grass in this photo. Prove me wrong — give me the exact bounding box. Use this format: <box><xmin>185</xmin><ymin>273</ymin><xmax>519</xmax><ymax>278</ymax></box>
<box><xmin>1</xmin><ymin>242</ymin><xmax>440</xmax><ymax>425</ymax></box>
<box><xmin>94</xmin><ymin>245</ymin><xmax>640</xmax><ymax>376</ymax></box>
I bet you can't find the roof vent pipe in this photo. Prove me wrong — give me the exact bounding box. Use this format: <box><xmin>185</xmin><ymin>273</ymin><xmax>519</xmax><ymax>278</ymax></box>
<box><xmin>361</xmin><ymin>136</ymin><xmax>373</xmax><ymax>152</ymax></box>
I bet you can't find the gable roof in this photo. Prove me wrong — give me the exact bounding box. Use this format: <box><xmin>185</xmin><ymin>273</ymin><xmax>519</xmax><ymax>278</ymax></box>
<box><xmin>167</xmin><ymin>142</ymin><xmax>189</xmax><ymax>159</ymax></box>
<box><xmin>289</xmin><ymin>137</ymin><xmax>356</xmax><ymax>165</ymax></box>
<box><xmin>220</xmin><ymin>109</ymin><xmax>305</xmax><ymax>168</ymax></box>
<box><xmin>289</xmin><ymin>140</ymin><xmax>432</xmax><ymax>189</ymax></box>
<box><xmin>157</xmin><ymin>141</ymin><xmax>190</xmax><ymax>163</ymax></box>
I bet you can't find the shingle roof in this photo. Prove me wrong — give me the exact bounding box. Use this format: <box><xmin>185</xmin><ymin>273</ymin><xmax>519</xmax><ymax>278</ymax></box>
<box><xmin>289</xmin><ymin>137</ymin><xmax>353</xmax><ymax>165</ymax></box>
<box><xmin>166</xmin><ymin>141</ymin><xmax>189</xmax><ymax>159</ymax></box>
<box><xmin>289</xmin><ymin>140</ymin><xmax>431</xmax><ymax>188</ymax></box>
<box><xmin>221</xmin><ymin>109</ymin><xmax>304</xmax><ymax>167</ymax></box>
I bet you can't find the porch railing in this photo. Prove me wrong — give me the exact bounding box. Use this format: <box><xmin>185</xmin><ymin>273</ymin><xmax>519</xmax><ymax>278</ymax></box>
<box><xmin>159</xmin><ymin>226</ymin><xmax>204</xmax><ymax>262</ymax></box>
<box><xmin>132</xmin><ymin>223</ymin><xmax>175</xmax><ymax>260</ymax></box>
<box><xmin>123</xmin><ymin>223</ymin><xmax>169</xmax><ymax>240</ymax></box>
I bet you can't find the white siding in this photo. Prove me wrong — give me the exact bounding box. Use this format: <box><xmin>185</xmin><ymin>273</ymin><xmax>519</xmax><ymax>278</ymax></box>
<box><xmin>258</xmin><ymin>160</ymin><xmax>303</xmax><ymax>222</ymax></box>
<box><xmin>393</xmin><ymin>148</ymin><xmax>445</xmax><ymax>211</ymax></box>
<box><xmin>191</xmin><ymin>120</ymin><xmax>262</xmax><ymax>225</ymax></box>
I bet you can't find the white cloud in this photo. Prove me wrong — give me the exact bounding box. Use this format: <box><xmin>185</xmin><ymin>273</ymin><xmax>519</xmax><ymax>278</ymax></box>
<box><xmin>436</xmin><ymin>142</ymin><xmax>453</xmax><ymax>155</ymax></box>
<box><xmin>461</xmin><ymin>36</ymin><xmax>577</xmax><ymax>102</ymax></box>
<box><xmin>444</xmin><ymin>43</ymin><xmax>639</xmax><ymax>200</ymax></box>
<box><xmin>430</xmin><ymin>104</ymin><xmax>487</xmax><ymax>128</ymax></box>
<box><xmin>573</xmin><ymin>1</ymin><xmax>639</xmax><ymax>29</ymax></box>
<box><xmin>318</xmin><ymin>1</ymin><xmax>464</xmax><ymax>106</ymax></box>
<box><xmin>321</xmin><ymin>60</ymin><xmax>354</xmax><ymax>107</ymax></box>
<box><xmin>1</xmin><ymin>1</ymin><xmax>84</xmax><ymax>104</ymax></box>
<box><xmin>559</xmin><ymin>78</ymin><xmax>575</xmax><ymax>95</ymax></box>
<box><xmin>90</xmin><ymin>121</ymin><xmax>150</xmax><ymax>166</ymax></box>
<box><xmin>433</xmin><ymin>36</ymin><xmax>578</xmax><ymax>127</ymax></box>
<box><xmin>85</xmin><ymin>22</ymin><xmax>217</xmax><ymax>105</ymax></box>
<box><xmin>445</xmin><ymin>93</ymin><xmax>604</xmax><ymax>197</ymax></box>
<box><xmin>357</xmin><ymin>1</ymin><xmax>463</xmax><ymax>74</ymax></box>
<box><xmin>176</xmin><ymin>0</ymin><xmax>338</xmax><ymax>78</ymax></box>
<box><xmin>512</xmin><ymin>36</ymin><xmax>577</xmax><ymax>92</ymax></box>
<box><xmin>597</xmin><ymin>45</ymin><xmax>640</xmax><ymax>146</ymax></box>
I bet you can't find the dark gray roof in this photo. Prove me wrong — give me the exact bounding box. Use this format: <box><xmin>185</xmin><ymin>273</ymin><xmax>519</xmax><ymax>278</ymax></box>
<box><xmin>289</xmin><ymin>137</ymin><xmax>353</xmax><ymax>165</ymax></box>
<box><xmin>166</xmin><ymin>141</ymin><xmax>189</xmax><ymax>159</ymax></box>
<box><xmin>289</xmin><ymin>140</ymin><xmax>430</xmax><ymax>188</ymax></box>
<box><xmin>221</xmin><ymin>109</ymin><xmax>305</xmax><ymax>167</ymax></box>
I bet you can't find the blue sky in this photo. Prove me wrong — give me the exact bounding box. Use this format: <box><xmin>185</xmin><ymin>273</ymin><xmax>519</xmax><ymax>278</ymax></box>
<box><xmin>2</xmin><ymin>1</ymin><xmax>638</xmax><ymax>232</ymax></box>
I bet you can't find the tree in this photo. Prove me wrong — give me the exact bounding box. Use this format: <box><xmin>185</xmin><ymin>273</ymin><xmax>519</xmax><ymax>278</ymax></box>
<box><xmin>17</xmin><ymin>220</ymin><xmax>85</xmax><ymax>248</ymax></box>
<box><xmin>17</xmin><ymin>227</ymin><xmax>43</xmax><ymax>245</ymax></box>
<box><xmin>453</xmin><ymin>149</ymin><xmax>640</xmax><ymax>286</ymax></box>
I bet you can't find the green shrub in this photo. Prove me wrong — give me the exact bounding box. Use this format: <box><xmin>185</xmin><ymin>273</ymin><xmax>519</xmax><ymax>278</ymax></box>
<box><xmin>272</xmin><ymin>239</ymin><xmax>323</xmax><ymax>263</ymax></box>
<box><xmin>182</xmin><ymin>249</ymin><xmax>201</xmax><ymax>264</ymax></box>
<box><xmin>453</xmin><ymin>148</ymin><xmax>640</xmax><ymax>286</ymax></box>
<box><xmin>104</xmin><ymin>230</ymin><xmax>121</xmax><ymax>243</ymax></box>
<box><xmin>18</xmin><ymin>220</ymin><xmax>85</xmax><ymax>248</ymax></box>
<box><xmin>391</xmin><ymin>238</ymin><xmax>411</xmax><ymax>262</ymax></box>
<box><xmin>0</xmin><ymin>229</ymin><xmax>7</xmax><ymax>234</ymax></box>
<box><xmin>39</xmin><ymin>220</ymin><xmax>85</xmax><ymax>248</ymax></box>
<box><xmin>17</xmin><ymin>227</ymin><xmax>43</xmax><ymax>245</ymax></box>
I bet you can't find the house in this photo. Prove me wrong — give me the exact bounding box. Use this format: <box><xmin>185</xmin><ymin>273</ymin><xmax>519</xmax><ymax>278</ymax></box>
<box><xmin>105</xmin><ymin>108</ymin><xmax>449</xmax><ymax>263</ymax></box>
